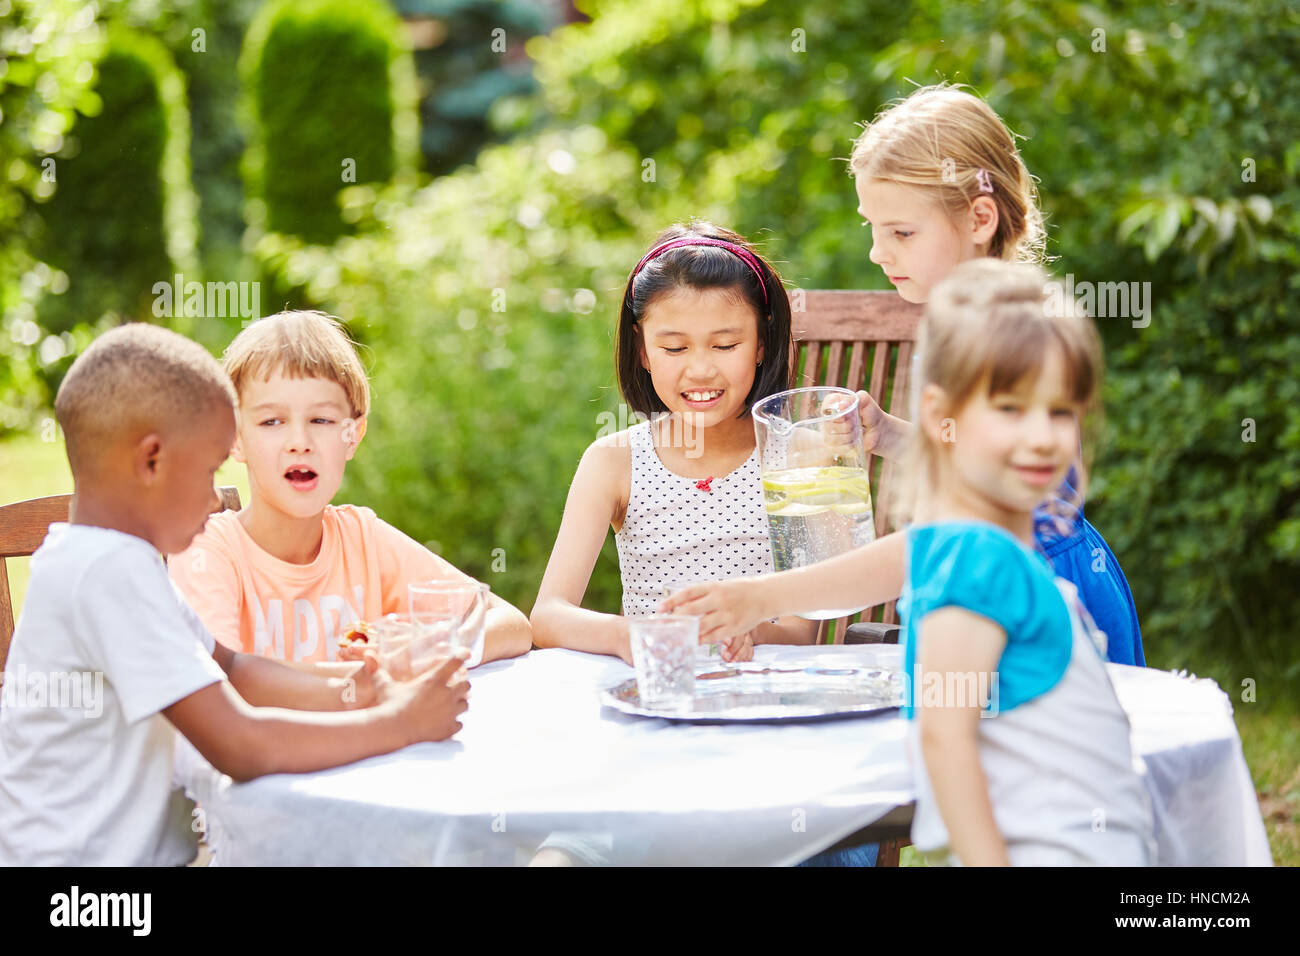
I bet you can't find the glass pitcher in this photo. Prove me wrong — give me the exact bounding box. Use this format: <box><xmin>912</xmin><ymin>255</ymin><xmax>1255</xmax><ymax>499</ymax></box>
<box><xmin>751</xmin><ymin>386</ymin><xmax>876</xmax><ymax>619</ymax></box>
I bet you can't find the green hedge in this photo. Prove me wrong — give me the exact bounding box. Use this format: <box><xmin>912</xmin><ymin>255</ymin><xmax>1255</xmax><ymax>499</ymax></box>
<box><xmin>239</xmin><ymin>0</ymin><xmax>418</xmax><ymax>246</ymax></box>
<box><xmin>0</xmin><ymin>0</ymin><xmax>105</xmax><ymax>432</ymax></box>
<box><xmin>25</xmin><ymin>23</ymin><xmax>195</xmax><ymax>412</ymax></box>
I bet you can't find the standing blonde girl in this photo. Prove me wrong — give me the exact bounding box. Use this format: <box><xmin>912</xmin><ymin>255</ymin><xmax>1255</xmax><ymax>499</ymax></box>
<box><xmin>846</xmin><ymin>85</ymin><xmax>1143</xmax><ymax>667</ymax></box>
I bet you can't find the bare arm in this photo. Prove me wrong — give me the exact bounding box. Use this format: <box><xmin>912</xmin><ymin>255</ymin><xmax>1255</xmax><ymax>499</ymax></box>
<box><xmin>212</xmin><ymin>642</ymin><xmax>375</xmax><ymax>711</ymax></box>
<box><xmin>479</xmin><ymin>593</ymin><xmax>533</xmax><ymax>664</ymax></box>
<box><xmin>530</xmin><ymin>439</ymin><xmax>633</xmax><ymax>663</ymax></box>
<box><xmin>856</xmin><ymin>390</ymin><xmax>912</xmax><ymax>462</ymax></box>
<box><xmin>280</xmin><ymin>660</ymin><xmax>363</xmax><ymax>675</ymax></box>
<box><xmin>663</xmin><ymin>532</ymin><xmax>906</xmax><ymax>644</ymax></box>
<box><xmin>166</xmin><ymin>652</ymin><xmax>469</xmax><ymax>783</ymax></box>
<box><xmin>754</xmin><ymin>617</ymin><xmax>820</xmax><ymax>645</ymax></box>
<box><xmin>916</xmin><ymin>607</ymin><xmax>1009</xmax><ymax>866</ymax></box>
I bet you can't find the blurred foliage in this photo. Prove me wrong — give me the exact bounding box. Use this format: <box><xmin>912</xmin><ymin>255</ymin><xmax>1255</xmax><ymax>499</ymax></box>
<box><xmin>393</xmin><ymin>0</ymin><xmax>556</xmax><ymax>175</ymax></box>
<box><xmin>1</xmin><ymin>0</ymin><xmax>248</xmax><ymax>427</ymax></box>
<box><xmin>116</xmin><ymin>0</ymin><xmax>264</xmax><ymax>297</ymax></box>
<box><xmin>0</xmin><ymin>0</ymin><xmax>105</xmax><ymax>430</ymax></box>
<box><xmin>3</xmin><ymin>0</ymin><xmax>1297</xmax><ymax>688</ymax></box>
<box><xmin>35</xmin><ymin>24</ymin><xmax>197</xmax><ymax>335</ymax></box>
<box><xmin>240</xmin><ymin>0</ymin><xmax>419</xmax><ymax>246</ymax></box>
<box><xmin>255</xmin><ymin>0</ymin><xmax>1300</xmax><ymax>681</ymax></box>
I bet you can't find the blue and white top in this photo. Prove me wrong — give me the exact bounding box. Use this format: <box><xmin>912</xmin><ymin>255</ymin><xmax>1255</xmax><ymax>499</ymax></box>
<box><xmin>899</xmin><ymin>521</ymin><xmax>1154</xmax><ymax>865</ymax></box>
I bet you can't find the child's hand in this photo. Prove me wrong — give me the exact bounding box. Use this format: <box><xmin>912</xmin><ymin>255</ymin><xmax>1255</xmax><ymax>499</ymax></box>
<box><xmin>397</xmin><ymin>649</ymin><xmax>471</xmax><ymax>743</ymax></box>
<box><xmin>615</xmin><ymin>627</ymin><xmax>636</xmax><ymax>667</ymax></box>
<box><xmin>659</xmin><ymin>578</ymin><xmax>767</xmax><ymax>647</ymax></box>
<box><xmin>338</xmin><ymin>642</ymin><xmax>369</xmax><ymax>664</ymax></box>
<box><xmin>720</xmin><ymin>629</ymin><xmax>756</xmax><ymax>663</ymax></box>
<box><xmin>837</xmin><ymin>389</ymin><xmax>890</xmax><ymax>454</ymax></box>
<box><xmin>337</xmin><ymin>657</ymin><xmax>379</xmax><ymax>709</ymax></box>
<box><xmin>819</xmin><ymin>392</ymin><xmax>860</xmax><ymax>450</ymax></box>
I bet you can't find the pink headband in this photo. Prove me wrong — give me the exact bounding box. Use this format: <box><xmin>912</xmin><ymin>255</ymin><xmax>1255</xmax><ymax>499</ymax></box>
<box><xmin>629</xmin><ymin>237</ymin><xmax>770</xmax><ymax>306</ymax></box>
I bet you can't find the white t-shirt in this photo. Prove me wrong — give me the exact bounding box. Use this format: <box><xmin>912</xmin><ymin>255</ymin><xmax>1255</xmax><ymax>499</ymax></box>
<box><xmin>0</xmin><ymin>524</ymin><xmax>225</xmax><ymax>865</ymax></box>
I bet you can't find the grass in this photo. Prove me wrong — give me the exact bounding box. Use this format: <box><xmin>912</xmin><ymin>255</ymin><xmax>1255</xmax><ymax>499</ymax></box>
<box><xmin>2</xmin><ymin>431</ymin><xmax>1295</xmax><ymax>866</ymax></box>
<box><xmin>1235</xmin><ymin>703</ymin><xmax>1300</xmax><ymax>865</ymax></box>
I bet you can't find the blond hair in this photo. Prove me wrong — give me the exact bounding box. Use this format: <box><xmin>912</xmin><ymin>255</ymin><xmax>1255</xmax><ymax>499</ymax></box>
<box><xmin>900</xmin><ymin>259</ymin><xmax>1102</xmax><ymax>527</ymax></box>
<box><xmin>223</xmin><ymin>310</ymin><xmax>369</xmax><ymax>418</ymax></box>
<box><xmin>55</xmin><ymin>323</ymin><xmax>236</xmax><ymax>478</ymax></box>
<box><xmin>850</xmin><ymin>84</ymin><xmax>1046</xmax><ymax>264</ymax></box>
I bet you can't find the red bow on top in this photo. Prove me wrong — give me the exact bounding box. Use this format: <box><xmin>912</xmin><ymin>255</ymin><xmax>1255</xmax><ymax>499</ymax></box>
<box><xmin>695</xmin><ymin>477</ymin><xmax>714</xmax><ymax>492</ymax></box>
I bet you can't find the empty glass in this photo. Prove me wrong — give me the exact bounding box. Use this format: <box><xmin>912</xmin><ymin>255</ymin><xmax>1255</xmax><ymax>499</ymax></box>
<box><xmin>370</xmin><ymin>613</ymin><xmax>443</xmax><ymax>680</ymax></box>
<box><xmin>409</xmin><ymin>581</ymin><xmax>490</xmax><ymax>665</ymax></box>
<box><xmin>628</xmin><ymin>615</ymin><xmax>698</xmax><ymax>711</ymax></box>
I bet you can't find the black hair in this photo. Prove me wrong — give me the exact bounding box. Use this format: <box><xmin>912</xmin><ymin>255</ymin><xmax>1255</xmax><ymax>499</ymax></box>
<box><xmin>614</xmin><ymin>221</ymin><xmax>795</xmax><ymax>418</ymax></box>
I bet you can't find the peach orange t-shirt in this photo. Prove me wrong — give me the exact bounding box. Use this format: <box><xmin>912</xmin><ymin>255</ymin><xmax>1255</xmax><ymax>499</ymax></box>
<box><xmin>169</xmin><ymin>505</ymin><xmax>473</xmax><ymax>662</ymax></box>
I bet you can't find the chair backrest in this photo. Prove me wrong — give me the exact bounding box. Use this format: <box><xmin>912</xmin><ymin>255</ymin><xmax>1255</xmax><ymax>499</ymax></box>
<box><xmin>0</xmin><ymin>486</ymin><xmax>242</xmax><ymax>671</ymax></box>
<box><xmin>791</xmin><ymin>290</ymin><xmax>923</xmax><ymax>643</ymax></box>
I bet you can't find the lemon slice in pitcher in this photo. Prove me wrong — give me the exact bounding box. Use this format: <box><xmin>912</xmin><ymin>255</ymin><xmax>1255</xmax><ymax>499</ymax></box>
<box><xmin>767</xmin><ymin>500</ymin><xmax>829</xmax><ymax>517</ymax></box>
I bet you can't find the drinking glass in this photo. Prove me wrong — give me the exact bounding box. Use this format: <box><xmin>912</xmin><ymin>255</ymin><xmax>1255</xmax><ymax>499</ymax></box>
<box><xmin>663</xmin><ymin>580</ymin><xmax>722</xmax><ymax>662</ymax></box>
<box><xmin>409</xmin><ymin>581</ymin><xmax>490</xmax><ymax>665</ymax></box>
<box><xmin>628</xmin><ymin>615</ymin><xmax>698</xmax><ymax>711</ymax></box>
<box><xmin>370</xmin><ymin>613</ymin><xmax>443</xmax><ymax>680</ymax></box>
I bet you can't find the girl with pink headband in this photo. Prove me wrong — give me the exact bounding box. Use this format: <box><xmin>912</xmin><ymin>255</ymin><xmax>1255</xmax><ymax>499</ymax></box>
<box><xmin>529</xmin><ymin>221</ymin><xmax>882</xmax><ymax>867</ymax></box>
<box><xmin>530</xmin><ymin>221</ymin><xmax>816</xmax><ymax>669</ymax></box>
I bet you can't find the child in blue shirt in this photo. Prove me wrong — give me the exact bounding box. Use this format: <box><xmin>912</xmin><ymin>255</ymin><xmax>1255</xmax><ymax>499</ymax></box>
<box><xmin>667</xmin><ymin>259</ymin><xmax>1155</xmax><ymax>865</ymax></box>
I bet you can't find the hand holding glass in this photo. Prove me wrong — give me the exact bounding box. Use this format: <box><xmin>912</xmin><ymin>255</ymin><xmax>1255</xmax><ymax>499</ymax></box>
<box><xmin>370</xmin><ymin>613</ymin><xmax>447</xmax><ymax>681</ymax></box>
<box><xmin>662</xmin><ymin>581</ymin><xmax>725</xmax><ymax>662</ymax></box>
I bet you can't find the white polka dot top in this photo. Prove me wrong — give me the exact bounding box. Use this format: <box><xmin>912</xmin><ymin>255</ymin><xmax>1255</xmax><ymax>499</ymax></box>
<box><xmin>615</xmin><ymin>418</ymin><xmax>776</xmax><ymax>617</ymax></box>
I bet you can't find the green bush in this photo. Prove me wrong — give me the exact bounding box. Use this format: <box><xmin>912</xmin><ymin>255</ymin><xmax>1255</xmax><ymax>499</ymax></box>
<box><xmin>34</xmin><ymin>24</ymin><xmax>197</xmax><ymax>338</ymax></box>
<box><xmin>239</xmin><ymin>0</ymin><xmax>418</xmax><ymax>246</ymax></box>
<box><xmin>1</xmin><ymin>9</ymin><xmax>198</xmax><ymax>435</ymax></box>
<box><xmin>121</xmin><ymin>0</ymin><xmax>264</xmax><ymax>302</ymax></box>
<box><xmin>0</xmin><ymin>0</ymin><xmax>104</xmax><ymax>432</ymax></box>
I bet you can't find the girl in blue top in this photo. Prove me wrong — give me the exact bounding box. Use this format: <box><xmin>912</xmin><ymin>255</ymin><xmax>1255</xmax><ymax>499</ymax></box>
<box><xmin>845</xmin><ymin>84</ymin><xmax>1143</xmax><ymax>666</ymax></box>
<box><xmin>668</xmin><ymin>259</ymin><xmax>1155</xmax><ymax>865</ymax></box>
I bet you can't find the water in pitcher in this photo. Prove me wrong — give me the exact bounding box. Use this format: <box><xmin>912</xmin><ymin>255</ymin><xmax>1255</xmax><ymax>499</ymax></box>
<box><xmin>754</xmin><ymin>386</ymin><xmax>880</xmax><ymax>620</ymax></box>
<box><xmin>762</xmin><ymin>465</ymin><xmax>876</xmax><ymax>619</ymax></box>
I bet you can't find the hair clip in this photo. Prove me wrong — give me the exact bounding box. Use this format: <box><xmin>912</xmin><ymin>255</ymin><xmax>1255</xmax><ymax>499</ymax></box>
<box><xmin>976</xmin><ymin>168</ymin><xmax>994</xmax><ymax>194</ymax></box>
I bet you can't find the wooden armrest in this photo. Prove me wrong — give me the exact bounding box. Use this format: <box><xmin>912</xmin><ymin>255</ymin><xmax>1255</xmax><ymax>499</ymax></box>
<box><xmin>844</xmin><ymin>621</ymin><xmax>901</xmax><ymax>645</ymax></box>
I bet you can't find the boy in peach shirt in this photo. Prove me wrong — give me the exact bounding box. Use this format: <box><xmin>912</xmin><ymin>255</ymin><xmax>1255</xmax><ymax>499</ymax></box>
<box><xmin>170</xmin><ymin>310</ymin><xmax>532</xmax><ymax>667</ymax></box>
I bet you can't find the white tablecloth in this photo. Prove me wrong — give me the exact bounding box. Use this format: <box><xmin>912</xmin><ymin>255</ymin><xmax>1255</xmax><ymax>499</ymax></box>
<box><xmin>175</xmin><ymin>645</ymin><xmax>1271</xmax><ymax>866</ymax></box>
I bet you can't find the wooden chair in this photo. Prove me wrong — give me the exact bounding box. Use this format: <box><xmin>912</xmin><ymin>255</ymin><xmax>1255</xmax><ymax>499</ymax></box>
<box><xmin>792</xmin><ymin>290</ymin><xmax>923</xmax><ymax>647</ymax></box>
<box><xmin>0</xmin><ymin>487</ymin><xmax>242</xmax><ymax>672</ymax></box>
<box><xmin>793</xmin><ymin>290</ymin><xmax>922</xmax><ymax>869</ymax></box>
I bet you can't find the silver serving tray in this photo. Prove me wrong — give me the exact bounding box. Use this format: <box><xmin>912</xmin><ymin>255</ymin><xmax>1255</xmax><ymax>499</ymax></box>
<box><xmin>600</xmin><ymin>663</ymin><xmax>904</xmax><ymax>723</ymax></box>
